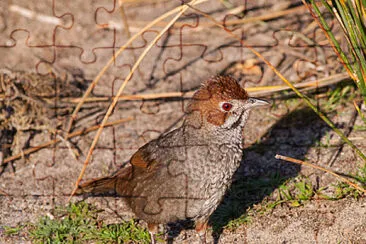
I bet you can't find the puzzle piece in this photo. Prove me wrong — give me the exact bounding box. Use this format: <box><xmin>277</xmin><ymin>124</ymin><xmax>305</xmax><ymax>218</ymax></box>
<box><xmin>0</xmin><ymin>1</ymin><xmax>73</xmax><ymax>73</ymax></box>
<box><xmin>1</xmin><ymin>1</ymin><xmax>360</xmax><ymax>243</ymax></box>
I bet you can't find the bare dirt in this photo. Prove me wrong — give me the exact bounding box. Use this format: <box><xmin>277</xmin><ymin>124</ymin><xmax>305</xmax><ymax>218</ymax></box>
<box><xmin>0</xmin><ymin>0</ymin><xmax>365</xmax><ymax>243</ymax></box>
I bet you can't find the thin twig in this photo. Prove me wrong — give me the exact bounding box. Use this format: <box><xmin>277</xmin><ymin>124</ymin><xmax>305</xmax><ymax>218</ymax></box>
<box><xmin>275</xmin><ymin>154</ymin><xmax>366</xmax><ymax>194</ymax></box>
<box><xmin>56</xmin><ymin>134</ymin><xmax>80</xmax><ymax>160</ymax></box>
<box><xmin>2</xmin><ymin>118</ymin><xmax>133</xmax><ymax>165</ymax></box>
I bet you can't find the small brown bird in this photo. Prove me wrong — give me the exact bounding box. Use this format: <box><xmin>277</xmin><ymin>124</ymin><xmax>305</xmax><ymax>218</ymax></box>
<box><xmin>76</xmin><ymin>76</ymin><xmax>269</xmax><ymax>243</ymax></box>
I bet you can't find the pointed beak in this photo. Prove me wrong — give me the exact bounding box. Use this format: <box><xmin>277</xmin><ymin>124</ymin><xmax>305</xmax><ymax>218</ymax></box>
<box><xmin>244</xmin><ymin>97</ymin><xmax>270</xmax><ymax>109</ymax></box>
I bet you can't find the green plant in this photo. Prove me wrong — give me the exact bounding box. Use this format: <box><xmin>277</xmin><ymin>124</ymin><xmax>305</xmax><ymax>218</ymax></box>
<box><xmin>353</xmin><ymin>163</ymin><xmax>366</xmax><ymax>186</ymax></box>
<box><xmin>224</xmin><ymin>214</ymin><xmax>251</xmax><ymax>230</ymax></box>
<box><xmin>294</xmin><ymin>180</ymin><xmax>315</xmax><ymax>201</ymax></box>
<box><xmin>261</xmin><ymin>177</ymin><xmax>316</xmax><ymax>210</ymax></box>
<box><xmin>30</xmin><ymin>202</ymin><xmax>98</xmax><ymax>243</ymax></box>
<box><xmin>29</xmin><ymin>202</ymin><xmax>151</xmax><ymax>244</ymax></box>
<box><xmin>332</xmin><ymin>182</ymin><xmax>363</xmax><ymax>199</ymax></box>
<box><xmin>305</xmin><ymin>0</ymin><xmax>366</xmax><ymax>104</ymax></box>
<box><xmin>92</xmin><ymin>220</ymin><xmax>152</xmax><ymax>244</ymax></box>
<box><xmin>324</xmin><ymin>83</ymin><xmax>355</xmax><ymax>111</ymax></box>
<box><xmin>3</xmin><ymin>225</ymin><xmax>24</xmax><ymax>236</ymax></box>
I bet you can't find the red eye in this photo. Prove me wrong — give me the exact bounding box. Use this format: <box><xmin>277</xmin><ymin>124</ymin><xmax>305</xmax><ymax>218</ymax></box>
<box><xmin>222</xmin><ymin>102</ymin><xmax>232</xmax><ymax>111</ymax></box>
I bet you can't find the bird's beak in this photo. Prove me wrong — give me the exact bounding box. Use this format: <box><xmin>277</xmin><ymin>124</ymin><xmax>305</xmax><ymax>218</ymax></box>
<box><xmin>244</xmin><ymin>97</ymin><xmax>270</xmax><ymax>110</ymax></box>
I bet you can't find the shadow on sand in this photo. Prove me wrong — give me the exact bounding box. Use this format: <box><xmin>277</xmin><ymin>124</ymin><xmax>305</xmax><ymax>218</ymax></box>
<box><xmin>207</xmin><ymin>107</ymin><xmax>330</xmax><ymax>243</ymax></box>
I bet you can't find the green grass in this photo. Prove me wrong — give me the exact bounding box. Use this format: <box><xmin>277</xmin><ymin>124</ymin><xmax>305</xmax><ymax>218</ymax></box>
<box><xmin>323</xmin><ymin>83</ymin><xmax>356</xmax><ymax>112</ymax></box>
<box><xmin>261</xmin><ymin>176</ymin><xmax>315</xmax><ymax>210</ymax></box>
<box><xmin>330</xmin><ymin>163</ymin><xmax>366</xmax><ymax>199</ymax></box>
<box><xmin>27</xmin><ymin>202</ymin><xmax>151</xmax><ymax>244</ymax></box>
<box><xmin>3</xmin><ymin>225</ymin><xmax>25</xmax><ymax>236</ymax></box>
<box><xmin>354</xmin><ymin>125</ymin><xmax>366</xmax><ymax>131</ymax></box>
<box><xmin>224</xmin><ymin>214</ymin><xmax>251</xmax><ymax>230</ymax></box>
<box><xmin>307</xmin><ymin>0</ymin><xmax>366</xmax><ymax>104</ymax></box>
<box><xmin>353</xmin><ymin>163</ymin><xmax>366</xmax><ymax>186</ymax></box>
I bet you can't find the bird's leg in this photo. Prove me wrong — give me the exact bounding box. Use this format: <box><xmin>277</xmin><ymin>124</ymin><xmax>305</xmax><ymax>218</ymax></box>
<box><xmin>195</xmin><ymin>220</ymin><xmax>208</xmax><ymax>244</ymax></box>
<box><xmin>148</xmin><ymin>223</ymin><xmax>158</xmax><ymax>244</ymax></box>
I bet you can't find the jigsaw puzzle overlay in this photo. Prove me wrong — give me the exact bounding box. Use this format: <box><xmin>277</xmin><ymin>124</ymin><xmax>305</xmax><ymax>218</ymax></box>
<box><xmin>1</xmin><ymin>0</ymin><xmax>362</xmax><ymax>242</ymax></box>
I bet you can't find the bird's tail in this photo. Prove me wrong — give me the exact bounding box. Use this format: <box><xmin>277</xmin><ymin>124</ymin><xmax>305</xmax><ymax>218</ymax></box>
<box><xmin>75</xmin><ymin>166</ymin><xmax>132</xmax><ymax>195</ymax></box>
<box><xmin>75</xmin><ymin>176</ymin><xmax>117</xmax><ymax>195</ymax></box>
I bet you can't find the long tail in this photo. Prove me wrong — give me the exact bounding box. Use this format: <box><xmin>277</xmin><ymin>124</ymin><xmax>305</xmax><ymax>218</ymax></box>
<box><xmin>75</xmin><ymin>176</ymin><xmax>117</xmax><ymax>195</ymax></box>
<box><xmin>75</xmin><ymin>166</ymin><xmax>132</xmax><ymax>195</ymax></box>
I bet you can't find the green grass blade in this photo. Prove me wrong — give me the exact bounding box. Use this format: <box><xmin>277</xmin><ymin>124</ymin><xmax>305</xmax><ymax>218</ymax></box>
<box><xmin>312</xmin><ymin>0</ymin><xmax>355</xmax><ymax>75</ymax></box>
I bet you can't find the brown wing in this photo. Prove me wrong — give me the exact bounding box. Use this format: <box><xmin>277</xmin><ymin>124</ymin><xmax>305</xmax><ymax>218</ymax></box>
<box><xmin>130</xmin><ymin>150</ymin><xmax>149</xmax><ymax>168</ymax></box>
<box><xmin>130</xmin><ymin>149</ymin><xmax>159</xmax><ymax>171</ymax></box>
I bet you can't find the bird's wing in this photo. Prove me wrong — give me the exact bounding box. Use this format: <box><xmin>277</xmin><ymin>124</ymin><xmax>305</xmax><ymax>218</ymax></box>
<box><xmin>129</xmin><ymin>147</ymin><xmax>160</xmax><ymax>172</ymax></box>
<box><xmin>129</xmin><ymin>126</ymin><xmax>186</xmax><ymax>171</ymax></box>
<box><xmin>130</xmin><ymin>150</ymin><xmax>150</xmax><ymax>169</ymax></box>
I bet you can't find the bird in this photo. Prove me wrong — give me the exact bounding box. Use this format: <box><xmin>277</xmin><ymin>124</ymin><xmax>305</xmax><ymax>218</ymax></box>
<box><xmin>76</xmin><ymin>75</ymin><xmax>269</xmax><ymax>243</ymax></box>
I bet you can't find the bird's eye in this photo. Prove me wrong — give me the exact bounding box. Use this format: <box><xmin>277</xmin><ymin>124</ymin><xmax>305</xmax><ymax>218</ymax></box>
<box><xmin>221</xmin><ymin>102</ymin><xmax>233</xmax><ymax>111</ymax></box>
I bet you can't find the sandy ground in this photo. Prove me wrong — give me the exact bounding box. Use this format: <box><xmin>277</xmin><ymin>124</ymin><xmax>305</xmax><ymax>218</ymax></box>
<box><xmin>0</xmin><ymin>0</ymin><xmax>365</xmax><ymax>243</ymax></box>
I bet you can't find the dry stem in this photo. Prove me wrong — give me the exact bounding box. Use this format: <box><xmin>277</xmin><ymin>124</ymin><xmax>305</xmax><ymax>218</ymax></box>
<box><xmin>275</xmin><ymin>154</ymin><xmax>366</xmax><ymax>194</ymax></box>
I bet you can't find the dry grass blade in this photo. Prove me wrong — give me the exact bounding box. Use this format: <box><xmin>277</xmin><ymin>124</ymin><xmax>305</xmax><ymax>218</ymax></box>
<box><xmin>63</xmin><ymin>72</ymin><xmax>350</xmax><ymax>103</ymax></box>
<box><xmin>275</xmin><ymin>154</ymin><xmax>366</xmax><ymax>194</ymax></box>
<box><xmin>248</xmin><ymin>72</ymin><xmax>350</xmax><ymax>96</ymax></box>
<box><xmin>66</xmin><ymin>91</ymin><xmax>194</xmax><ymax>103</ymax></box>
<box><xmin>2</xmin><ymin>118</ymin><xmax>133</xmax><ymax>165</ymax></box>
<box><xmin>68</xmin><ymin>0</ymin><xmax>202</xmax><ymax>201</ymax></box>
<box><xmin>190</xmin><ymin>4</ymin><xmax>310</xmax><ymax>27</ymax></box>
<box><xmin>133</xmin><ymin>4</ymin><xmax>317</xmax><ymax>28</ymax></box>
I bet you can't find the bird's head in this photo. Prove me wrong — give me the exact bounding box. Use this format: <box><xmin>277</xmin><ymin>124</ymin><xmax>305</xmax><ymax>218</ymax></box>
<box><xmin>185</xmin><ymin>76</ymin><xmax>269</xmax><ymax>133</ymax></box>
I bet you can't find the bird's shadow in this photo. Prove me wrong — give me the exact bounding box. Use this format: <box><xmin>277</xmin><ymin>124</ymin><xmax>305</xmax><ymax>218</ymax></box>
<box><xmin>204</xmin><ymin>107</ymin><xmax>330</xmax><ymax>243</ymax></box>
